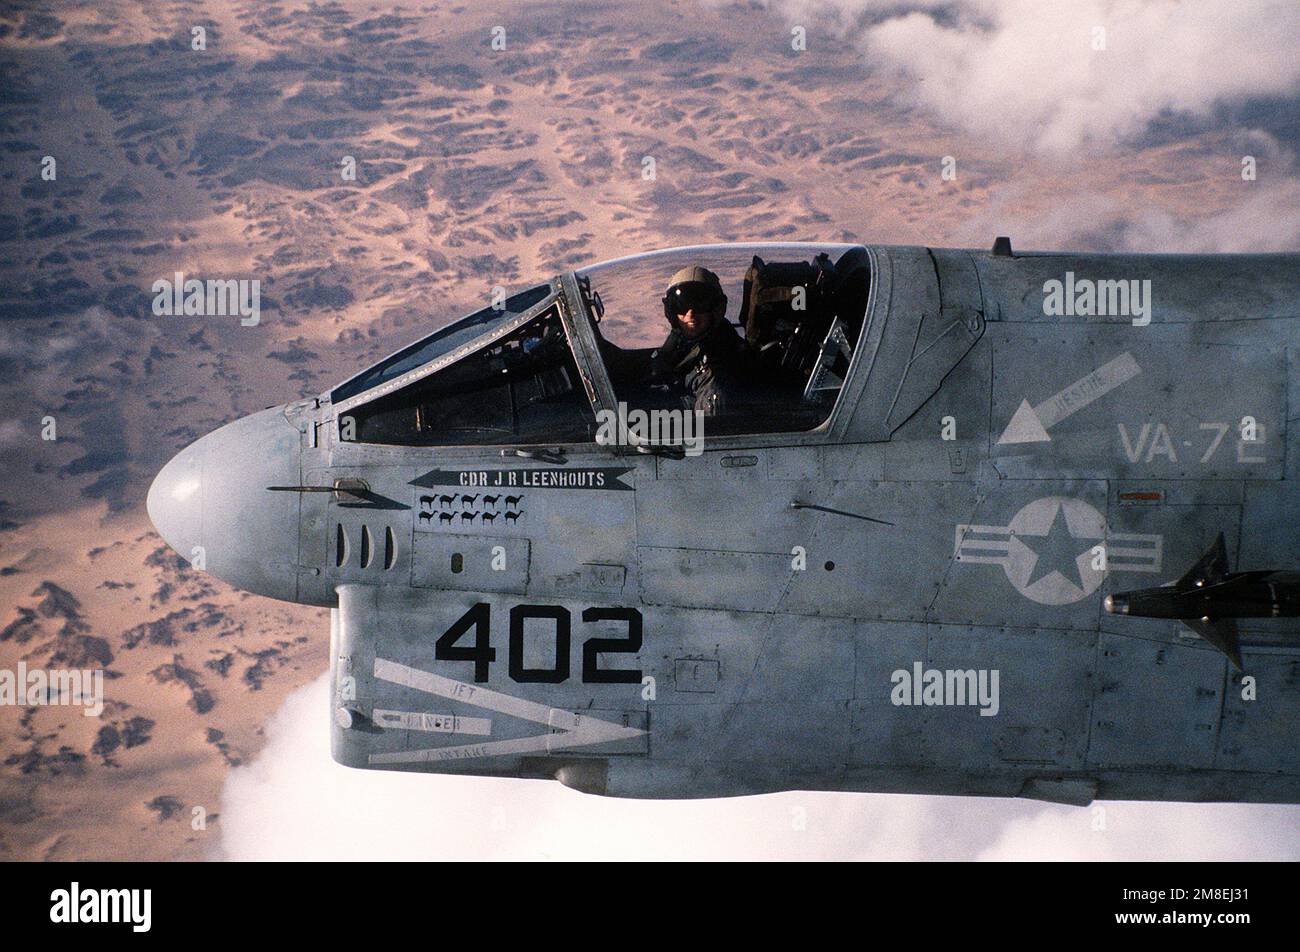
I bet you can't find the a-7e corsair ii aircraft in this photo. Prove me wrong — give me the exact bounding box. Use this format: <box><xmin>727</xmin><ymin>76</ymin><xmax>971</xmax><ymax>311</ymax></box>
<box><xmin>148</xmin><ymin>240</ymin><xmax>1300</xmax><ymax>806</ymax></box>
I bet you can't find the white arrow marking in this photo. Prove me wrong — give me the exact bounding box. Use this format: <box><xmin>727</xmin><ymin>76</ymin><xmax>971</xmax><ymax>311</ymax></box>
<box><xmin>998</xmin><ymin>352</ymin><xmax>1141</xmax><ymax>445</ymax></box>
<box><xmin>371</xmin><ymin>709</ymin><xmax>492</xmax><ymax>736</ymax></box>
<box><xmin>369</xmin><ymin>658</ymin><xmax>645</xmax><ymax>765</ymax></box>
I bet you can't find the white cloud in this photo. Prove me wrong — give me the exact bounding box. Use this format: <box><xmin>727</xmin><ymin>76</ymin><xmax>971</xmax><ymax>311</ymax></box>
<box><xmin>978</xmin><ymin>801</ymin><xmax>1297</xmax><ymax>861</ymax></box>
<box><xmin>218</xmin><ymin>674</ymin><xmax>1300</xmax><ymax>860</ymax></box>
<box><xmin>765</xmin><ymin>0</ymin><xmax>1300</xmax><ymax>153</ymax></box>
<box><xmin>952</xmin><ymin>179</ymin><xmax>1300</xmax><ymax>252</ymax></box>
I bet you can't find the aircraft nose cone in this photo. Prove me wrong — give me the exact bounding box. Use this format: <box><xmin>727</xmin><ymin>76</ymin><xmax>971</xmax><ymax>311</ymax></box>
<box><xmin>147</xmin><ymin>407</ymin><xmax>302</xmax><ymax>602</ymax></box>
<box><xmin>146</xmin><ymin>441</ymin><xmax>205</xmax><ymax>564</ymax></box>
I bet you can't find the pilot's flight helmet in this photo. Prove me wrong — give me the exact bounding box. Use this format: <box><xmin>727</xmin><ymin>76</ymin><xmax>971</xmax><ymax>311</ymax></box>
<box><xmin>663</xmin><ymin>265</ymin><xmax>727</xmax><ymax>325</ymax></box>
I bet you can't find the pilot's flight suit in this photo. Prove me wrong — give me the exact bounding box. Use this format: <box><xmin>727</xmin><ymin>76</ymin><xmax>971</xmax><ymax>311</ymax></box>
<box><xmin>650</xmin><ymin>320</ymin><xmax>754</xmax><ymax>416</ymax></box>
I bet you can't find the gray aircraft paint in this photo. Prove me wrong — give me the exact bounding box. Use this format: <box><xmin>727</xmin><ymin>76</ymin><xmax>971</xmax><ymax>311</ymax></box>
<box><xmin>147</xmin><ymin>241</ymin><xmax>1300</xmax><ymax>806</ymax></box>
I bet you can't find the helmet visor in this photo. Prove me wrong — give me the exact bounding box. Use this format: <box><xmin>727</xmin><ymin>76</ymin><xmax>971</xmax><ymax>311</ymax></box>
<box><xmin>665</xmin><ymin>281</ymin><xmax>723</xmax><ymax>316</ymax></box>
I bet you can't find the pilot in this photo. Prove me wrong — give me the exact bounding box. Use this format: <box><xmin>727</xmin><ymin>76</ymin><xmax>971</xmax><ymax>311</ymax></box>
<box><xmin>651</xmin><ymin>265</ymin><xmax>754</xmax><ymax>416</ymax></box>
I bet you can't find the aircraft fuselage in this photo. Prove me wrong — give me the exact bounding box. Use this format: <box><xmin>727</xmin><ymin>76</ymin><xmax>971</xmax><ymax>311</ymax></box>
<box><xmin>148</xmin><ymin>241</ymin><xmax>1300</xmax><ymax>805</ymax></box>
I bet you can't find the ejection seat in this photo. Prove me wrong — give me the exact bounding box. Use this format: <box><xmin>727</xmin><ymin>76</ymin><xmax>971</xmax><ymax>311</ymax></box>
<box><xmin>737</xmin><ymin>247</ymin><xmax>870</xmax><ymax>401</ymax></box>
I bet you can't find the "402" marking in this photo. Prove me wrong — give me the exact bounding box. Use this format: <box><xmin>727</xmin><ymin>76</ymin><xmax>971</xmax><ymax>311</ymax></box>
<box><xmin>435</xmin><ymin>603</ymin><xmax>643</xmax><ymax>685</ymax></box>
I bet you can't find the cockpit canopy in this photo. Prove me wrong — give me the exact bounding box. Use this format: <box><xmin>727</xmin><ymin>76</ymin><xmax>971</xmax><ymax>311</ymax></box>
<box><xmin>331</xmin><ymin>283</ymin><xmax>554</xmax><ymax>404</ymax></box>
<box><xmin>329</xmin><ymin>242</ymin><xmax>872</xmax><ymax>447</ymax></box>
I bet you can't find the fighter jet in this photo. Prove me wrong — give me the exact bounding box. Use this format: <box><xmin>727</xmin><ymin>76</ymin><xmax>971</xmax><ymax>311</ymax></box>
<box><xmin>147</xmin><ymin>239</ymin><xmax>1300</xmax><ymax>806</ymax></box>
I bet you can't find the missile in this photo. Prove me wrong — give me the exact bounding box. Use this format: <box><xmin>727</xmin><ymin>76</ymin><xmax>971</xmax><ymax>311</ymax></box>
<box><xmin>1104</xmin><ymin>533</ymin><xmax>1300</xmax><ymax>670</ymax></box>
